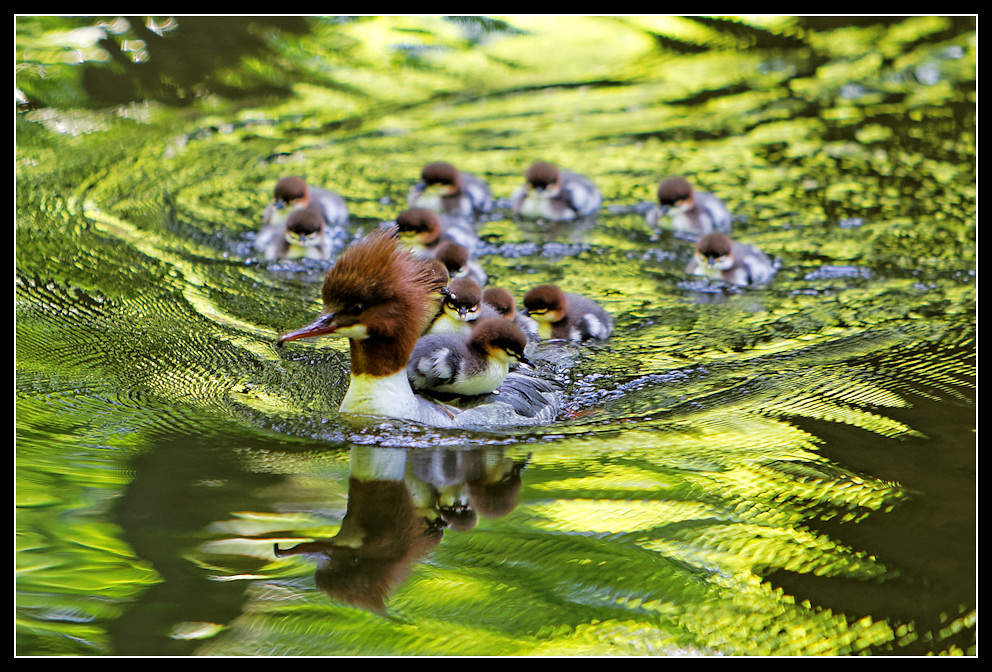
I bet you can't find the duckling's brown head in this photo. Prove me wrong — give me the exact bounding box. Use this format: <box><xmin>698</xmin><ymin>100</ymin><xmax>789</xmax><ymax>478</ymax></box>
<box><xmin>694</xmin><ymin>232</ymin><xmax>736</xmax><ymax>272</ymax></box>
<box><xmin>273</xmin><ymin>176</ymin><xmax>309</xmax><ymax>207</ymax></box>
<box><xmin>285</xmin><ymin>205</ymin><xmax>326</xmax><ymax>235</ymax></box>
<box><xmin>421</xmin><ymin>162</ymin><xmax>462</xmax><ymax>189</ymax></box>
<box><xmin>395</xmin><ymin>207</ymin><xmax>442</xmax><ymax>244</ymax></box>
<box><xmin>696</xmin><ymin>232</ymin><xmax>733</xmax><ymax>260</ymax></box>
<box><xmin>657</xmin><ymin>177</ymin><xmax>694</xmax><ymax>207</ymax></box>
<box><xmin>433</xmin><ymin>241</ymin><xmax>469</xmax><ymax>275</ymax></box>
<box><xmin>445</xmin><ymin>277</ymin><xmax>484</xmax><ymax>319</ymax></box>
<box><xmin>482</xmin><ymin>287</ymin><xmax>516</xmax><ymax>319</ymax></box>
<box><xmin>470</xmin><ymin>317</ymin><xmax>531</xmax><ymax>366</ymax></box>
<box><xmin>523</xmin><ymin>284</ymin><xmax>568</xmax><ymax>323</ymax></box>
<box><xmin>524</xmin><ymin>162</ymin><xmax>561</xmax><ymax>190</ymax></box>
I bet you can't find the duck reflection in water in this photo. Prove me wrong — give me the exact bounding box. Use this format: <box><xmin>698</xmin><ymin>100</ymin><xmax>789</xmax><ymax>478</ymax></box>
<box><xmin>273</xmin><ymin>446</ymin><xmax>527</xmax><ymax>613</ymax></box>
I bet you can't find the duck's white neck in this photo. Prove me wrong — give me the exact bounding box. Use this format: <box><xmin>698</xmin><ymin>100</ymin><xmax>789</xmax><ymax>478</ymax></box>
<box><xmin>341</xmin><ymin>369</ymin><xmax>416</xmax><ymax>416</ymax></box>
<box><xmin>340</xmin><ymin>369</ymin><xmax>456</xmax><ymax>425</ymax></box>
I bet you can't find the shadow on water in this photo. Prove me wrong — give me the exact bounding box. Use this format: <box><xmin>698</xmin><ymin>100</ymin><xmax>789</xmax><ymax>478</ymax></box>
<box><xmin>106</xmin><ymin>436</ymin><xmax>286</xmax><ymax>656</ymax></box>
<box><xmin>767</xmin><ymin>380</ymin><xmax>976</xmax><ymax>656</ymax></box>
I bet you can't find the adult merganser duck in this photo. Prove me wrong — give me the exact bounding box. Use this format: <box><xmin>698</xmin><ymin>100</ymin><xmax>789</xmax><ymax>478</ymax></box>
<box><xmin>393</xmin><ymin>207</ymin><xmax>479</xmax><ymax>257</ymax></box>
<box><xmin>426</xmin><ymin>277</ymin><xmax>500</xmax><ymax>336</ymax></box>
<box><xmin>408</xmin><ymin>317</ymin><xmax>532</xmax><ymax>396</ymax></box>
<box><xmin>263</xmin><ymin>175</ymin><xmax>349</xmax><ymax>229</ymax></box>
<box><xmin>433</xmin><ymin>240</ymin><xmax>488</xmax><ymax>288</ymax></box>
<box><xmin>686</xmin><ymin>232</ymin><xmax>777</xmax><ymax>286</ymax></box>
<box><xmin>483</xmin><ymin>287</ymin><xmax>541</xmax><ymax>342</ymax></box>
<box><xmin>645</xmin><ymin>176</ymin><xmax>731</xmax><ymax>239</ymax></box>
<box><xmin>276</xmin><ymin>228</ymin><xmax>561</xmax><ymax>427</ymax></box>
<box><xmin>523</xmin><ymin>284</ymin><xmax>613</xmax><ymax>342</ymax></box>
<box><xmin>407</xmin><ymin>162</ymin><xmax>493</xmax><ymax>220</ymax></box>
<box><xmin>510</xmin><ymin>162</ymin><xmax>602</xmax><ymax>220</ymax></box>
<box><xmin>255</xmin><ymin>205</ymin><xmax>335</xmax><ymax>261</ymax></box>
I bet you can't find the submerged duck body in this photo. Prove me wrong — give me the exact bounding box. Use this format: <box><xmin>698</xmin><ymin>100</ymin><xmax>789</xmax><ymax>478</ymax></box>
<box><xmin>510</xmin><ymin>162</ymin><xmax>602</xmax><ymax>221</ymax></box>
<box><xmin>263</xmin><ymin>176</ymin><xmax>349</xmax><ymax>229</ymax></box>
<box><xmin>523</xmin><ymin>284</ymin><xmax>613</xmax><ymax>342</ymax></box>
<box><xmin>408</xmin><ymin>317</ymin><xmax>532</xmax><ymax>396</ymax></box>
<box><xmin>276</xmin><ymin>229</ymin><xmax>560</xmax><ymax>427</ymax></box>
<box><xmin>687</xmin><ymin>232</ymin><xmax>777</xmax><ymax>286</ymax></box>
<box><xmin>407</xmin><ymin>162</ymin><xmax>493</xmax><ymax>220</ymax></box>
<box><xmin>646</xmin><ymin>176</ymin><xmax>731</xmax><ymax>239</ymax></box>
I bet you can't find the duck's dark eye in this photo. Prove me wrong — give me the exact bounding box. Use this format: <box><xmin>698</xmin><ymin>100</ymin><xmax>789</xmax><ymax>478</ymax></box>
<box><xmin>347</xmin><ymin>303</ymin><xmax>365</xmax><ymax>316</ymax></box>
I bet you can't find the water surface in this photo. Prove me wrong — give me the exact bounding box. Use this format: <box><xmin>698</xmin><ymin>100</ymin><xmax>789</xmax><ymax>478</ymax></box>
<box><xmin>16</xmin><ymin>16</ymin><xmax>975</xmax><ymax>656</ymax></box>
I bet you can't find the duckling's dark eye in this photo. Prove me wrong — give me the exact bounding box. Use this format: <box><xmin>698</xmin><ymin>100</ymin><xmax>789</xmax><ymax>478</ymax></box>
<box><xmin>347</xmin><ymin>303</ymin><xmax>365</xmax><ymax>316</ymax></box>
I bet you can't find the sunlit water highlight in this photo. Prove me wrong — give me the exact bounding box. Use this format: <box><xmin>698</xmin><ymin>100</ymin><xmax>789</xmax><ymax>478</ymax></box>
<box><xmin>17</xmin><ymin>16</ymin><xmax>974</xmax><ymax>656</ymax></box>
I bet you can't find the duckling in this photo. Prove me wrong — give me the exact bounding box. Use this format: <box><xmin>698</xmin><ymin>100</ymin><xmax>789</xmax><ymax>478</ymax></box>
<box><xmin>523</xmin><ymin>284</ymin><xmax>613</xmax><ymax>342</ymax></box>
<box><xmin>510</xmin><ymin>161</ymin><xmax>602</xmax><ymax>220</ymax></box>
<box><xmin>483</xmin><ymin>287</ymin><xmax>540</xmax><ymax>342</ymax></box>
<box><xmin>686</xmin><ymin>232</ymin><xmax>777</xmax><ymax>286</ymax></box>
<box><xmin>407</xmin><ymin>162</ymin><xmax>493</xmax><ymax>219</ymax></box>
<box><xmin>394</xmin><ymin>207</ymin><xmax>479</xmax><ymax>257</ymax></box>
<box><xmin>263</xmin><ymin>175</ymin><xmax>349</xmax><ymax>229</ymax></box>
<box><xmin>256</xmin><ymin>205</ymin><xmax>334</xmax><ymax>261</ymax></box>
<box><xmin>408</xmin><ymin>317</ymin><xmax>532</xmax><ymax>396</ymax></box>
<box><xmin>427</xmin><ymin>277</ymin><xmax>501</xmax><ymax>336</ymax></box>
<box><xmin>433</xmin><ymin>240</ymin><xmax>488</xmax><ymax>288</ymax></box>
<box><xmin>645</xmin><ymin>176</ymin><xmax>731</xmax><ymax>238</ymax></box>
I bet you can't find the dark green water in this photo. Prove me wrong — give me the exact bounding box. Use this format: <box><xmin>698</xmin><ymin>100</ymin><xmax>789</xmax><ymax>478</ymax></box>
<box><xmin>16</xmin><ymin>16</ymin><xmax>975</xmax><ymax>656</ymax></box>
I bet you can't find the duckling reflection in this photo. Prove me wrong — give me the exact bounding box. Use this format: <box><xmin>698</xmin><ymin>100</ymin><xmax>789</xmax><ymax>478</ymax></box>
<box><xmin>410</xmin><ymin>448</ymin><xmax>529</xmax><ymax>528</ymax></box>
<box><xmin>273</xmin><ymin>446</ymin><xmax>528</xmax><ymax>613</ymax></box>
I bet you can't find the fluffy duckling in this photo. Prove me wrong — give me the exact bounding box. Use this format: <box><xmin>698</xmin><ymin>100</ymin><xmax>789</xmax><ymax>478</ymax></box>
<box><xmin>510</xmin><ymin>161</ymin><xmax>602</xmax><ymax>221</ymax></box>
<box><xmin>686</xmin><ymin>232</ymin><xmax>777</xmax><ymax>286</ymax></box>
<box><xmin>263</xmin><ymin>176</ymin><xmax>349</xmax><ymax>229</ymax></box>
<box><xmin>483</xmin><ymin>287</ymin><xmax>540</xmax><ymax>342</ymax></box>
<box><xmin>256</xmin><ymin>205</ymin><xmax>335</xmax><ymax>261</ymax></box>
<box><xmin>407</xmin><ymin>162</ymin><xmax>493</xmax><ymax>219</ymax></box>
<box><xmin>646</xmin><ymin>176</ymin><xmax>731</xmax><ymax>238</ymax></box>
<box><xmin>394</xmin><ymin>207</ymin><xmax>479</xmax><ymax>257</ymax></box>
<box><xmin>433</xmin><ymin>240</ymin><xmax>488</xmax><ymax>288</ymax></box>
<box><xmin>523</xmin><ymin>284</ymin><xmax>613</xmax><ymax>342</ymax></box>
<box><xmin>427</xmin><ymin>277</ymin><xmax>500</xmax><ymax>336</ymax></box>
<box><xmin>408</xmin><ymin>317</ymin><xmax>532</xmax><ymax>396</ymax></box>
